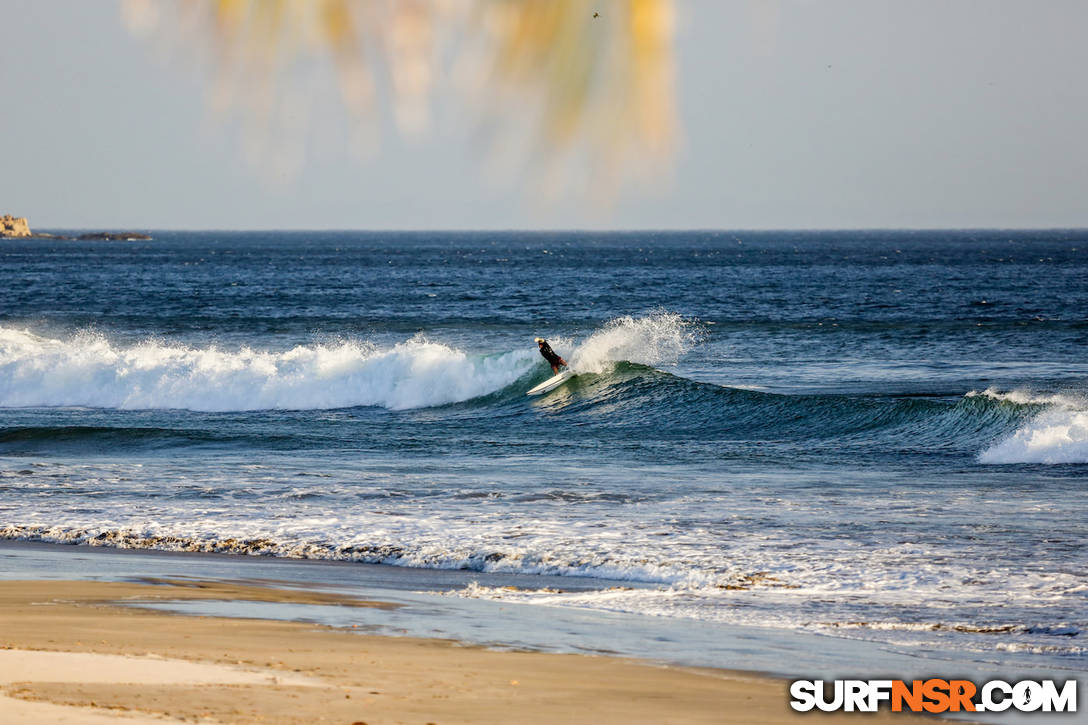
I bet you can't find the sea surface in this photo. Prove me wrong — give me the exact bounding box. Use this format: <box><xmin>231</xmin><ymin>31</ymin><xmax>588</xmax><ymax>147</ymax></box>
<box><xmin>1</xmin><ymin>230</ymin><xmax>1086</xmax><ymax>675</ymax></box>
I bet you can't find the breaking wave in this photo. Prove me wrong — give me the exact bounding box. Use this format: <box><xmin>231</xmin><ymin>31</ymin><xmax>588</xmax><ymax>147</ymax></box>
<box><xmin>973</xmin><ymin>389</ymin><xmax>1088</xmax><ymax>464</ymax></box>
<box><xmin>0</xmin><ymin>327</ymin><xmax>537</xmax><ymax>411</ymax></box>
<box><xmin>0</xmin><ymin>313</ymin><xmax>696</xmax><ymax>412</ymax></box>
<box><xmin>4</xmin><ymin>322</ymin><xmax>1085</xmax><ymax>465</ymax></box>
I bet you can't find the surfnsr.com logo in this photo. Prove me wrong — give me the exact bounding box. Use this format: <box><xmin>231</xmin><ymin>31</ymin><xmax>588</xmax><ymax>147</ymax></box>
<box><xmin>789</xmin><ymin>679</ymin><xmax>1077</xmax><ymax>713</ymax></box>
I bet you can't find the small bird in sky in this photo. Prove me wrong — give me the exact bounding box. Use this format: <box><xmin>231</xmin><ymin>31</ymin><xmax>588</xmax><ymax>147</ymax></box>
<box><xmin>593</xmin><ymin>12</ymin><xmax>600</xmax><ymax>19</ymax></box>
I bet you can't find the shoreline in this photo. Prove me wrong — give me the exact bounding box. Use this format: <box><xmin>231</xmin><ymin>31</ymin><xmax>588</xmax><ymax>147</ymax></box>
<box><xmin>0</xmin><ymin>577</ymin><xmax>934</xmax><ymax>724</ymax></box>
<box><xmin>1</xmin><ymin>540</ymin><xmax>1081</xmax><ymax>696</ymax></box>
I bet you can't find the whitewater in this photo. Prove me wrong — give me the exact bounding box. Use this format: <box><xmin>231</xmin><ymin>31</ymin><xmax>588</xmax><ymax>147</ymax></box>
<box><xmin>0</xmin><ymin>312</ymin><xmax>699</xmax><ymax>412</ymax></box>
<box><xmin>0</xmin><ymin>327</ymin><xmax>537</xmax><ymax>411</ymax></box>
<box><xmin>972</xmin><ymin>389</ymin><xmax>1088</xmax><ymax>464</ymax></box>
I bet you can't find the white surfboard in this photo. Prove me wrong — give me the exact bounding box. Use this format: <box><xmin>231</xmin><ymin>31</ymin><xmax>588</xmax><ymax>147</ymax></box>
<box><xmin>526</xmin><ymin>369</ymin><xmax>575</xmax><ymax>396</ymax></box>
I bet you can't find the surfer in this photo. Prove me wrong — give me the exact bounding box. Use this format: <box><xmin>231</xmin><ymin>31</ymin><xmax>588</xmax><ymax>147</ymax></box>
<box><xmin>535</xmin><ymin>337</ymin><xmax>567</xmax><ymax>375</ymax></box>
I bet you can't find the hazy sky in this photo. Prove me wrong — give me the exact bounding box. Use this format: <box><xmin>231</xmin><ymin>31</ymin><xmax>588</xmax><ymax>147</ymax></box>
<box><xmin>3</xmin><ymin>0</ymin><xmax>1088</xmax><ymax>230</ymax></box>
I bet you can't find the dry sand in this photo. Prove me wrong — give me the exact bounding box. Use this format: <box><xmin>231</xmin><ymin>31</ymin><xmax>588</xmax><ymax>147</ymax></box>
<box><xmin>0</xmin><ymin>579</ymin><xmax>931</xmax><ymax>724</ymax></box>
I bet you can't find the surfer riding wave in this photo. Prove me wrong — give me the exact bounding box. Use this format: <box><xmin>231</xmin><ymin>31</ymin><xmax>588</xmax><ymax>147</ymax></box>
<box><xmin>535</xmin><ymin>337</ymin><xmax>567</xmax><ymax>375</ymax></box>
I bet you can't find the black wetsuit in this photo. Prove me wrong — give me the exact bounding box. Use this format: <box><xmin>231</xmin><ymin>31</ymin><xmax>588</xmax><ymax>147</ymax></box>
<box><xmin>538</xmin><ymin>340</ymin><xmax>563</xmax><ymax>368</ymax></box>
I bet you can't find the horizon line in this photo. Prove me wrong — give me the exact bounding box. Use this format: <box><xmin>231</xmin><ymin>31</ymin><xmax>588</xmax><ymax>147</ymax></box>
<box><xmin>26</xmin><ymin>226</ymin><xmax>1088</xmax><ymax>234</ymax></box>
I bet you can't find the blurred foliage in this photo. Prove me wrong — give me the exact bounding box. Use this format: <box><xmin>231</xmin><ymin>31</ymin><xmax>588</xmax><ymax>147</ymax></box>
<box><xmin>121</xmin><ymin>0</ymin><xmax>677</xmax><ymax>202</ymax></box>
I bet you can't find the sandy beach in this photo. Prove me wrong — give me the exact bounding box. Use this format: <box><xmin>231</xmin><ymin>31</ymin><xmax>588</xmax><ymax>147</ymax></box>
<box><xmin>0</xmin><ymin>578</ymin><xmax>932</xmax><ymax>724</ymax></box>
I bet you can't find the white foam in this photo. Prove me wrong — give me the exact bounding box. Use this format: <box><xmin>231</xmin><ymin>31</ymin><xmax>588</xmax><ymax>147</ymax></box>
<box><xmin>972</xmin><ymin>388</ymin><xmax>1088</xmax><ymax>464</ymax></box>
<box><xmin>979</xmin><ymin>408</ymin><xmax>1088</xmax><ymax>464</ymax></box>
<box><xmin>569</xmin><ymin>311</ymin><xmax>701</xmax><ymax>374</ymax></box>
<box><xmin>0</xmin><ymin>314</ymin><xmax>700</xmax><ymax>412</ymax></box>
<box><xmin>0</xmin><ymin>327</ymin><xmax>536</xmax><ymax>411</ymax></box>
<box><xmin>3</xmin><ymin>500</ymin><xmax>1085</xmax><ymax>660</ymax></box>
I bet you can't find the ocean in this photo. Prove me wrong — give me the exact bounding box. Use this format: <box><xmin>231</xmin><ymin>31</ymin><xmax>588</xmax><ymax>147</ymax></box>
<box><xmin>1</xmin><ymin>230</ymin><xmax>1086</xmax><ymax>676</ymax></box>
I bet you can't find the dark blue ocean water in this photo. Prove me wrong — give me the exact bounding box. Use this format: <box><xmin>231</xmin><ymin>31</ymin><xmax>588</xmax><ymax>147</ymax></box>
<box><xmin>1</xmin><ymin>230</ymin><xmax>1086</xmax><ymax>670</ymax></box>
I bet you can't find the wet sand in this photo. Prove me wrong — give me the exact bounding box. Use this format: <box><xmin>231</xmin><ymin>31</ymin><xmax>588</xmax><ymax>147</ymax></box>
<box><xmin>0</xmin><ymin>579</ymin><xmax>930</xmax><ymax>724</ymax></box>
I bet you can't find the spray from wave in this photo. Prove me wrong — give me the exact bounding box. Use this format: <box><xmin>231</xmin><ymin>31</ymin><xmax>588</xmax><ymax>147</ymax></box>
<box><xmin>0</xmin><ymin>313</ymin><xmax>699</xmax><ymax>412</ymax></box>
<box><xmin>972</xmin><ymin>388</ymin><xmax>1088</xmax><ymax>464</ymax></box>
<box><xmin>569</xmin><ymin>311</ymin><xmax>702</xmax><ymax>374</ymax></box>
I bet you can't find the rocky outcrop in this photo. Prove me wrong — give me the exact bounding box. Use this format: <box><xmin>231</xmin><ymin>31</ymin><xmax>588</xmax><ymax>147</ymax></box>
<box><xmin>76</xmin><ymin>232</ymin><xmax>153</xmax><ymax>240</ymax></box>
<box><xmin>0</xmin><ymin>216</ymin><xmax>153</xmax><ymax>240</ymax></box>
<box><xmin>1</xmin><ymin>215</ymin><xmax>31</xmax><ymax>237</ymax></box>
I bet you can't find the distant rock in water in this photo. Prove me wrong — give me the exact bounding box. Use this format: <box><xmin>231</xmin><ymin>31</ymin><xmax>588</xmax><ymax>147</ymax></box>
<box><xmin>2</xmin><ymin>217</ymin><xmax>152</xmax><ymax>241</ymax></box>
<box><xmin>76</xmin><ymin>232</ymin><xmax>153</xmax><ymax>241</ymax></box>
<box><xmin>1</xmin><ymin>214</ymin><xmax>31</xmax><ymax>237</ymax></box>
